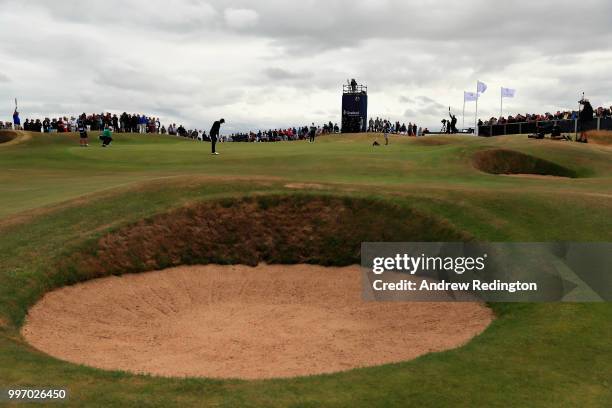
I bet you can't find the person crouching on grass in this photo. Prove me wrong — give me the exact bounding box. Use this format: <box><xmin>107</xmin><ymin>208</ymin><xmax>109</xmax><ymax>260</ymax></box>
<box><xmin>210</xmin><ymin>118</ymin><xmax>225</xmax><ymax>155</ymax></box>
<box><xmin>100</xmin><ymin>126</ymin><xmax>113</xmax><ymax>147</ymax></box>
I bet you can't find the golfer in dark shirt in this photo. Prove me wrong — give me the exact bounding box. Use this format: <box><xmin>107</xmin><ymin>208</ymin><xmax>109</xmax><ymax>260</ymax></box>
<box><xmin>210</xmin><ymin>118</ymin><xmax>225</xmax><ymax>155</ymax></box>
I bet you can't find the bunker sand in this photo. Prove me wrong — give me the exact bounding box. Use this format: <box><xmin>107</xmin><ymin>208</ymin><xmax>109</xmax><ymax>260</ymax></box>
<box><xmin>0</xmin><ymin>130</ymin><xmax>30</xmax><ymax>146</ymax></box>
<box><xmin>22</xmin><ymin>264</ymin><xmax>493</xmax><ymax>379</ymax></box>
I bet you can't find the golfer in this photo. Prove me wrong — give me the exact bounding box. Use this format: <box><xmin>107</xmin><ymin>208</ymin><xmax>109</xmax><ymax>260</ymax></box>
<box><xmin>210</xmin><ymin>118</ymin><xmax>225</xmax><ymax>155</ymax></box>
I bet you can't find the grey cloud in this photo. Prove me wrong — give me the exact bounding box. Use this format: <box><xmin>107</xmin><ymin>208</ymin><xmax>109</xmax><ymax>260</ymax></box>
<box><xmin>264</xmin><ymin>68</ymin><xmax>313</xmax><ymax>81</ymax></box>
<box><xmin>402</xmin><ymin>98</ymin><xmax>446</xmax><ymax>118</ymax></box>
<box><xmin>93</xmin><ymin>65</ymin><xmax>197</xmax><ymax>94</ymax></box>
<box><xmin>214</xmin><ymin>0</ymin><xmax>612</xmax><ymax>59</ymax></box>
<box><xmin>416</xmin><ymin>96</ymin><xmax>438</xmax><ymax>105</ymax></box>
<box><xmin>0</xmin><ymin>73</ymin><xmax>10</xmax><ymax>83</ymax></box>
<box><xmin>11</xmin><ymin>0</ymin><xmax>220</xmax><ymax>33</ymax></box>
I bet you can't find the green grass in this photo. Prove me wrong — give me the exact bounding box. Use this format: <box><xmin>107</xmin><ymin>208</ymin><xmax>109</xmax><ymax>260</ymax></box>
<box><xmin>0</xmin><ymin>131</ymin><xmax>611</xmax><ymax>407</ymax></box>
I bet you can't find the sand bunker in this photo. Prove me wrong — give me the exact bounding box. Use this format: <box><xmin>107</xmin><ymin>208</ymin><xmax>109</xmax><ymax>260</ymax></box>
<box><xmin>22</xmin><ymin>264</ymin><xmax>493</xmax><ymax>379</ymax></box>
<box><xmin>0</xmin><ymin>130</ymin><xmax>31</xmax><ymax>146</ymax></box>
<box><xmin>0</xmin><ymin>130</ymin><xmax>17</xmax><ymax>144</ymax></box>
<box><xmin>473</xmin><ymin>149</ymin><xmax>577</xmax><ymax>178</ymax></box>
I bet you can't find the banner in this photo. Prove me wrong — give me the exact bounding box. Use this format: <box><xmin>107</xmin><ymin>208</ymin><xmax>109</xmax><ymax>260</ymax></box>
<box><xmin>477</xmin><ymin>81</ymin><xmax>488</xmax><ymax>94</ymax></box>
<box><xmin>502</xmin><ymin>87</ymin><xmax>516</xmax><ymax>98</ymax></box>
<box><xmin>464</xmin><ymin>91</ymin><xmax>478</xmax><ymax>102</ymax></box>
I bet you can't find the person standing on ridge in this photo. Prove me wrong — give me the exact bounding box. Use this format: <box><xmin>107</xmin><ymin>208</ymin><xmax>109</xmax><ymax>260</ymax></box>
<box><xmin>383</xmin><ymin>120</ymin><xmax>390</xmax><ymax>145</ymax></box>
<box><xmin>577</xmin><ymin>98</ymin><xmax>593</xmax><ymax>143</ymax></box>
<box><xmin>210</xmin><ymin>118</ymin><xmax>225</xmax><ymax>155</ymax></box>
<box><xmin>78</xmin><ymin>114</ymin><xmax>89</xmax><ymax>147</ymax></box>
<box><xmin>308</xmin><ymin>123</ymin><xmax>317</xmax><ymax>143</ymax></box>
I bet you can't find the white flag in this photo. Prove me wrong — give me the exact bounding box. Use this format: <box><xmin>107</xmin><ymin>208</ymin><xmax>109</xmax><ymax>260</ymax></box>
<box><xmin>464</xmin><ymin>91</ymin><xmax>478</xmax><ymax>102</ymax></box>
<box><xmin>477</xmin><ymin>81</ymin><xmax>488</xmax><ymax>94</ymax></box>
<box><xmin>501</xmin><ymin>87</ymin><xmax>516</xmax><ymax>98</ymax></box>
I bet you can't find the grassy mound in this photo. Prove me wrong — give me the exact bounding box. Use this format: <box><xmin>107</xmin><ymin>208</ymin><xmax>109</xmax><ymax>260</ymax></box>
<box><xmin>473</xmin><ymin>149</ymin><xmax>578</xmax><ymax>178</ymax></box>
<box><xmin>58</xmin><ymin>195</ymin><xmax>468</xmax><ymax>285</ymax></box>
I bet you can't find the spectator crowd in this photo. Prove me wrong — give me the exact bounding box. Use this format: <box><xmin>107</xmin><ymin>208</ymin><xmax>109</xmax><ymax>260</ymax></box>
<box><xmin>168</xmin><ymin>122</ymin><xmax>340</xmax><ymax>143</ymax></box>
<box><xmin>1</xmin><ymin>112</ymin><xmax>163</xmax><ymax>133</ymax></box>
<box><xmin>368</xmin><ymin>117</ymin><xmax>428</xmax><ymax>136</ymax></box>
<box><xmin>479</xmin><ymin>105</ymin><xmax>612</xmax><ymax>126</ymax></box>
<box><xmin>0</xmin><ymin>109</ymin><xmax>343</xmax><ymax>144</ymax></box>
<box><xmin>1</xmin><ymin>109</ymin><xmax>432</xmax><ymax>140</ymax></box>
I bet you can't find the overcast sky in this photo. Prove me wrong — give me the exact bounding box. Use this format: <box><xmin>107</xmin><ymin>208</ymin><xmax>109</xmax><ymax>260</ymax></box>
<box><xmin>1</xmin><ymin>0</ymin><xmax>611</xmax><ymax>132</ymax></box>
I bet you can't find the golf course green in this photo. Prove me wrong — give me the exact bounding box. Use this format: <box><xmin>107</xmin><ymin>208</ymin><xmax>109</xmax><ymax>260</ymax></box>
<box><xmin>1</xmin><ymin>130</ymin><xmax>611</xmax><ymax>407</ymax></box>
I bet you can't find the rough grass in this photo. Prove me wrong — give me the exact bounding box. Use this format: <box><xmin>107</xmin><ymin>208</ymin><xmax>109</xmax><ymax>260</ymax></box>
<box><xmin>587</xmin><ymin>130</ymin><xmax>612</xmax><ymax>146</ymax></box>
<box><xmin>473</xmin><ymin>148</ymin><xmax>578</xmax><ymax>178</ymax></box>
<box><xmin>60</xmin><ymin>195</ymin><xmax>468</xmax><ymax>287</ymax></box>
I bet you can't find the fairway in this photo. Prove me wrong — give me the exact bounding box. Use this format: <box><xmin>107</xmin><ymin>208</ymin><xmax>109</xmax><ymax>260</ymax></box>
<box><xmin>1</xmin><ymin>131</ymin><xmax>612</xmax><ymax>407</ymax></box>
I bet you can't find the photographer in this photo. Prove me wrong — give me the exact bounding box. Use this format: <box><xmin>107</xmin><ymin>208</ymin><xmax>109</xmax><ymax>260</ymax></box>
<box><xmin>449</xmin><ymin>108</ymin><xmax>458</xmax><ymax>134</ymax></box>
<box><xmin>577</xmin><ymin>98</ymin><xmax>594</xmax><ymax>143</ymax></box>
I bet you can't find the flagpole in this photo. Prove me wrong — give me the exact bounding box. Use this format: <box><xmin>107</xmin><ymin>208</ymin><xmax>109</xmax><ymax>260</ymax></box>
<box><xmin>475</xmin><ymin>82</ymin><xmax>478</xmax><ymax>136</ymax></box>
<box><xmin>500</xmin><ymin>88</ymin><xmax>503</xmax><ymax>118</ymax></box>
<box><xmin>462</xmin><ymin>95</ymin><xmax>466</xmax><ymax>132</ymax></box>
